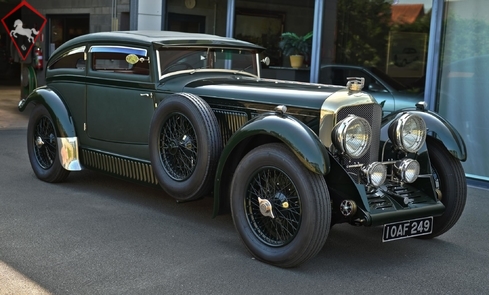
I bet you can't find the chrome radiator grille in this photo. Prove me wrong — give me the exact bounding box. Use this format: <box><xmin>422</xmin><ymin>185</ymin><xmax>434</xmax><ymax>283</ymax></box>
<box><xmin>336</xmin><ymin>104</ymin><xmax>382</xmax><ymax>165</ymax></box>
<box><xmin>81</xmin><ymin>149</ymin><xmax>158</xmax><ymax>185</ymax></box>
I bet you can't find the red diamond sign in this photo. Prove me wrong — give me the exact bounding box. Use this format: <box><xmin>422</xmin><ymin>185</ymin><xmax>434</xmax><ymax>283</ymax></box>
<box><xmin>1</xmin><ymin>1</ymin><xmax>46</xmax><ymax>60</ymax></box>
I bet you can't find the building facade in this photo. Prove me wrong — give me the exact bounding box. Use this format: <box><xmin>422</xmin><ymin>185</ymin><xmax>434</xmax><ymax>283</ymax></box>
<box><xmin>0</xmin><ymin>0</ymin><xmax>486</xmax><ymax>183</ymax></box>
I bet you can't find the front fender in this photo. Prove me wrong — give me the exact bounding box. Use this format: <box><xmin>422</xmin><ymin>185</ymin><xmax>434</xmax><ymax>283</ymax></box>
<box><xmin>381</xmin><ymin>109</ymin><xmax>467</xmax><ymax>161</ymax></box>
<box><xmin>213</xmin><ymin>112</ymin><xmax>330</xmax><ymax>216</ymax></box>
<box><xmin>19</xmin><ymin>86</ymin><xmax>76</xmax><ymax>138</ymax></box>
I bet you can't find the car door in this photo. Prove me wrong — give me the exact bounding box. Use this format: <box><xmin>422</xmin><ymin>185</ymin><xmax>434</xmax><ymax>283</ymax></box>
<box><xmin>85</xmin><ymin>45</ymin><xmax>155</xmax><ymax>144</ymax></box>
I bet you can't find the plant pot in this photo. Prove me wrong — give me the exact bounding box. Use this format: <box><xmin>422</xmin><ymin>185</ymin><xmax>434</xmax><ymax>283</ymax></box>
<box><xmin>289</xmin><ymin>55</ymin><xmax>304</xmax><ymax>69</ymax></box>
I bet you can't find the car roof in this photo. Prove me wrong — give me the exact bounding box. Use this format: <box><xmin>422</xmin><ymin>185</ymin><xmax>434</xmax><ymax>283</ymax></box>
<box><xmin>56</xmin><ymin>30</ymin><xmax>264</xmax><ymax>52</ymax></box>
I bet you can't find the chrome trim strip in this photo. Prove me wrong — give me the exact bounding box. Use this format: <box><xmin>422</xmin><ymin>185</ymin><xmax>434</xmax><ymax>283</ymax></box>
<box><xmin>89</xmin><ymin>45</ymin><xmax>147</xmax><ymax>56</ymax></box>
<box><xmin>158</xmin><ymin>68</ymin><xmax>259</xmax><ymax>81</ymax></box>
<box><xmin>319</xmin><ymin>89</ymin><xmax>377</xmax><ymax>148</ymax></box>
<box><xmin>57</xmin><ymin>137</ymin><xmax>82</xmax><ymax>171</ymax></box>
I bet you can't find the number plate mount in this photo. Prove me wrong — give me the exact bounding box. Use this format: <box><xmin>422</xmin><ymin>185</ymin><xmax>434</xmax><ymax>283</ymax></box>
<box><xmin>382</xmin><ymin>216</ymin><xmax>433</xmax><ymax>242</ymax></box>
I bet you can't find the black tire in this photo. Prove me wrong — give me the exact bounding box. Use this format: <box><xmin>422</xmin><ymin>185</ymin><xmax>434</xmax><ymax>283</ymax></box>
<box><xmin>149</xmin><ymin>93</ymin><xmax>222</xmax><ymax>201</ymax></box>
<box><xmin>27</xmin><ymin>104</ymin><xmax>70</xmax><ymax>183</ymax></box>
<box><xmin>230</xmin><ymin>143</ymin><xmax>331</xmax><ymax>267</ymax></box>
<box><xmin>419</xmin><ymin>138</ymin><xmax>467</xmax><ymax>239</ymax></box>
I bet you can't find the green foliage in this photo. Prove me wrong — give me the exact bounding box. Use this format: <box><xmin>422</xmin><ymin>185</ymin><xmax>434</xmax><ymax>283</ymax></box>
<box><xmin>278</xmin><ymin>32</ymin><xmax>313</xmax><ymax>58</ymax></box>
<box><xmin>335</xmin><ymin>0</ymin><xmax>392</xmax><ymax>67</ymax></box>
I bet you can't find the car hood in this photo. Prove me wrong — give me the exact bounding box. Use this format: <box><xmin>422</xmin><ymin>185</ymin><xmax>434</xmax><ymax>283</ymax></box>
<box><xmin>163</xmin><ymin>74</ymin><xmax>345</xmax><ymax>110</ymax></box>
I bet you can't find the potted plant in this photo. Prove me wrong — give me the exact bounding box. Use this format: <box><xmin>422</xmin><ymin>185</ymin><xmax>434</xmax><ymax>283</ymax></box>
<box><xmin>278</xmin><ymin>31</ymin><xmax>313</xmax><ymax>68</ymax></box>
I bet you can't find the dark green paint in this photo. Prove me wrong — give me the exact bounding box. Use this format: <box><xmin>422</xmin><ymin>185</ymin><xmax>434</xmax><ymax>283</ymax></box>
<box><xmin>19</xmin><ymin>86</ymin><xmax>76</xmax><ymax>138</ymax></box>
<box><xmin>184</xmin><ymin>74</ymin><xmax>337</xmax><ymax>110</ymax></box>
<box><xmin>26</xmin><ymin>31</ymin><xmax>464</xmax><ymax>228</ymax></box>
<box><xmin>325</xmin><ymin>154</ymin><xmax>441</xmax><ymax>226</ymax></box>
<box><xmin>212</xmin><ymin>111</ymin><xmax>330</xmax><ymax>216</ymax></box>
<box><xmin>367</xmin><ymin>202</ymin><xmax>445</xmax><ymax>226</ymax></box>
<box><xmin>381</xmin><ymin>109</ymin><xmax>467</xmax><ymax>161</ymax></box>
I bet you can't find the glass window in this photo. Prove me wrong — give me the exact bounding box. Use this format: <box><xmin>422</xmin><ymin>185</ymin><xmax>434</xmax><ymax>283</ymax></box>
<box><xmin>166</xmin><ymin>0</ymin><xmax>228</xmax><ymax>36</ymax></box>
<box><xmin>235</xmin><ymin>1</ymin><xmax>314</xmax><ymax>66</ymax></box>
<box><xmin>319</xmin><ymin>0</ymin><xmax>430</xmax><ymax>102</ymax></box>
<box><xmin>48</xmin><ymin>46</ymin><xmax>85</xmax><ymax>70</ymax></box>
<box><xmin>232</xmin><ymin>0</ymin><xmax>315</xmax><ymax>82</ymax></box>
<box><xmin>168</xmin><ymin>13</ymin><xmax>206</xmax><ymax>33</ymax></box>
<box><xmin>90</xmin><ymin>46</ymin><xmax>149</xmax><ymax>76</ymax></box>
<box><xmin>48</xmin><ymin>14</ymin><xmax>89</xmax><ymax>57</ymax></box>
<box><xmin>158</xmin><ymin>47</ymin><xmax>257</xmax><ymax>77</ymax></box>
<box><xmin>438</xmin><ymin>0</ymin><xmax>489</xmax><ymax>180</ymax></box>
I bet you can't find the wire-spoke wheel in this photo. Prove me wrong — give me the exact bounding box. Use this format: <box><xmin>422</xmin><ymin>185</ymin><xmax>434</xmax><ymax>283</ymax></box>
<box><xmin>149</xmin><ymin>93</ymin><xmax>221</xmax><ymax>201</ymax></box>
<box><xmin>27</xmin><ymin>104</ymin><xmax>69</xmax><ymax>182</ymax></box>
<box><xmin>231</xmin><ymin>143</ymin><xmax>330</xmax><ymax>267</ymax></box>
<box><xmin>34</xmin><ymin>116</ymin><xmax>57</xmax><ymax>169</ymax></box>
<box><xmin>244</xmin><ymin>167</ymin><xmax>301</xmax><ymax>247</ymax></box>
<box><xmin>160</xmin><ymin>112</ymin><xmax>198</xmax><ymax>181</ymax></box>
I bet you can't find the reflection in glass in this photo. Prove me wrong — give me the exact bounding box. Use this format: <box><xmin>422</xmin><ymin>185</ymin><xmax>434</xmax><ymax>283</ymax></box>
<box><xmin>439</xmin><ymin>0</ymin><xmax>489</xmax><ymax>180</ymax></box>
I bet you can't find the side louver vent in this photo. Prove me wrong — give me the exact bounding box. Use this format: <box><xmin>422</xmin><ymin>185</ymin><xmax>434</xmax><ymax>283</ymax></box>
<box><xmin>81</xmin><ymin>149</ymin><xmax>158</xmax><ymax>185</ymax></box>
<box><xmin>212</xmin><ymin>109</ymin><xmax>249</xmax><ymax>145</ymax></box>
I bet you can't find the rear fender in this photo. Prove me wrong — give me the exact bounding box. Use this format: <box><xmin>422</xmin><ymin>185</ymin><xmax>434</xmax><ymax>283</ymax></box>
<box><xmin>19</xmin><ymin>86</ymin><xmax>81</xmax><ymax>171</ymax></box>
<box><xmin>19</xmin><ymin>86</ymin><xmax>77</xmax><ymax>138</ymax></box>
<box><xmin>212</xmin><ymin>112</ymin><xmax>330</xmax><ymax>216</ymax></box>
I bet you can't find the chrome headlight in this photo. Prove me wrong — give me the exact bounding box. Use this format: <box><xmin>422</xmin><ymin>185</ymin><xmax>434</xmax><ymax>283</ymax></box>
<box><xmin>388</xmin><ymin>113</ymin><xmax>426</xmax><ymax>153</ymax></box>
<box><xmin>394</xmin><ymin>159</ymin><xmax>420</xmax><ymax>183</ymax></box>
<box><xmin>332</xmin><ymin>115</ymin><xmax>372</xmax><ymax>159</ymax></box>
<box><xmin>361</xmin><ymin>162</ymin><xmax>387</xmax><ymax>187</ymax></box>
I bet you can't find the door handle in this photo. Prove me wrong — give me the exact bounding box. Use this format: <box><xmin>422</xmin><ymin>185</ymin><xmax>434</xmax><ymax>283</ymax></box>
<box><xmin>140</xmin><ymin>93</ymin><xmax>153</xmax><ymax>98</ymax></box>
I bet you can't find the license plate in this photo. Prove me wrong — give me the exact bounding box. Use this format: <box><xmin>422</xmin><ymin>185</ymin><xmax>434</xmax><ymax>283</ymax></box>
<box><xmin>382</xmin><ymin>217</ymin><xmax>433</xmax><ymax>242</ymax></box>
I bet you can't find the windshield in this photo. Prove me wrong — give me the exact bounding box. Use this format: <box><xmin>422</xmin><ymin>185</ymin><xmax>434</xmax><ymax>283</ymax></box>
<box><xmin>157</xmin><ymin>47</ymin><xmax>258</xmax><ymax>78</ymax></box>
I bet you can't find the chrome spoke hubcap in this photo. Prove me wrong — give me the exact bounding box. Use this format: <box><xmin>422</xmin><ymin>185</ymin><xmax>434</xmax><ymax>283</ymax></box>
<box><xmin>258</xmin><ymin>197</ymin><xmax>275</xmax><ymax>218</ymax></box>
<box><xmin>35</xmin><ymin>136</ymin><xmax>44</xmax><ymax>148</ymax></box>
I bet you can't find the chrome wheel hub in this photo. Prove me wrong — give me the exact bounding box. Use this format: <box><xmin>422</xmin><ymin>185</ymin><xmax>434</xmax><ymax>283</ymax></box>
<box><xmin>35</xmin><ymin>136</ymin><xmax>44</xmax><ymax>148</ymax></box>
<box><xmin>340</xmin><ymin>200</ymin><xmax>357</xmax><ymax>217</ymax></box>
<box><xmin>258</xmin><ymin>197</ymin><xmax>275</xmax><ymax>218</ymax></box>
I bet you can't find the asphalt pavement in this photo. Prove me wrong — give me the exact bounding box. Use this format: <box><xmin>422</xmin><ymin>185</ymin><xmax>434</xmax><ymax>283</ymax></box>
<box><xmin>0</xmin><ymin>85</ymin><xmax>48</xmax><ymax>294</ymax></box>
<box><xmin>0</xmin><ymin>85</ymin><xmax>30</xmax><ymax>130</ymax></box>
<box><xmin>1</xmin><ymin>85</ymin><xmax>488</xmax><ymax>294</ymax></box>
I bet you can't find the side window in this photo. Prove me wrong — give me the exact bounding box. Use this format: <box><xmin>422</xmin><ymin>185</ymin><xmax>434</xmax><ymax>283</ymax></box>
<box><xmin>48</xmin><ymin>46</ymin><xmax>86</xmax><ymax>70</ymax></box>
<box><xmin>90</xmin><ymin>46</ymin><xmax>150</xmax><ymax>76</ymax></box>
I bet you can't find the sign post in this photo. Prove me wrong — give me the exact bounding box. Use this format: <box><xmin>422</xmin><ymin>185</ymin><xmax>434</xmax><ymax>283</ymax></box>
<box><xmin>1</xmin><ymin>0</ymin><xmax>46</xmax><ymax>98</ymax></box>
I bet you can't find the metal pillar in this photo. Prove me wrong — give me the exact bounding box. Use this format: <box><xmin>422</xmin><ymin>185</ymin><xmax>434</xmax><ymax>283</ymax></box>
<box><xmin>424</xmin><ymin>0</ymin><xmax>445</xmax><ymax>112</ymax></box>
<box><xmin>226</xmin><ymin>0</ymin><xmax>235</xmax><ymax>38</ymax></box>
<box><xmin>309</xmin><ymin>0</ymin><xmax>324</xmax><ymax>83</ymax></box>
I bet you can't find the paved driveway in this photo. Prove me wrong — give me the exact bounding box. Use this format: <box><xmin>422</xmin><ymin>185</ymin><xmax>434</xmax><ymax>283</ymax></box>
<box><xmin>0</xmin><ymin>86</ymin><xmax>31</xmax><ymax>129</ymax></box>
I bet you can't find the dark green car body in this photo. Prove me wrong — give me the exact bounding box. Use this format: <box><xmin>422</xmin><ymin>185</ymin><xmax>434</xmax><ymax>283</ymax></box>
<box><xmin>19</xmin><ymin>31</ymin><xmax>467</xmax><ymax>267</ymax></box>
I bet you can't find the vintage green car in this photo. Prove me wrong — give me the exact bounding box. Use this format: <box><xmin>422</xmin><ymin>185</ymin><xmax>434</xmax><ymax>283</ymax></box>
<box><xmin>19</xmin><ymin>31</ymin><xmax>467</xmax><ymax>267</ymax></box>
